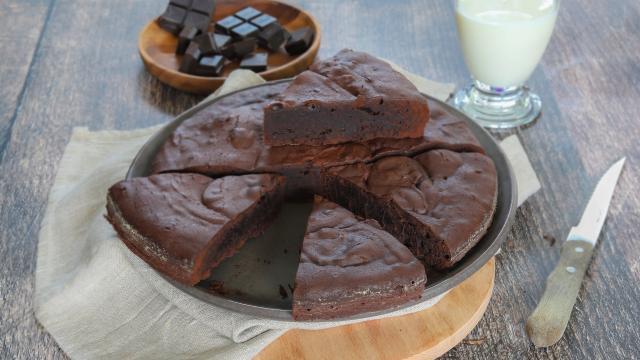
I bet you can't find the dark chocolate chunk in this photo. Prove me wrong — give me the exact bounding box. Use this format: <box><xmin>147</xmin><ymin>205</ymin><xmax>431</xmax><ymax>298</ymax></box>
<box><xmin>195</xmin><ymin>32</ymin><xmax>232</xmax><ymax>55</ymax></box>
<box><xmin>157</xmin><ymin>0</ymin><xmax>216</xmax><ymax>34</ymax></box>
<box><xmin>240</xmin><ymin>53</ymin><xmax>268</xmax><ymax>72</ymax></box>
<box><xmin>231</xmin><ymin>22</ymin><xmax>260</xmax><ymax>39</ymax></box>
<box><xmin>194</xmin><ymin>55</ymin><xmax>225</xmax><ymax>76</ymax></box>
<box><xmin>285</xmin><ymin>27</ymin><xmax>314</xmax><ymax>55</ymax></box>
<box><xmin>157</xmin><ymin>5</ymin><xmax>188</xmax><ymax>34</ymax></box>
<box><xmin>221</xmin><ymin>38</ymin><xmax>257</xmax><ymax>59</ymax></box>
<box><xmin>215</xmin><ymin>15</ymin><xmax>243</xmax><ymax>34</ymax></box>
<box><xmin>234</xmin><ymin>6</ymin><xmax>262</xmax><ymax>21</ymax></box>
<box><xmin>250</xmin><ymin>14</ymin><xmax>277</xmax><ymax>30</ymax></box>
<box><xmin>257</xmin><ymin>23</ymin><xmax>287</xmax><ymax>51</ymax></box>
<box><xmin>179</xmin><ymin>42</ymin><xmax>202</xmax><ymax>73</ymax></box>
<box><xmin>176</xmin><ymin>26</ymin><xmax>200</xmax><ymax>55</ymax></box>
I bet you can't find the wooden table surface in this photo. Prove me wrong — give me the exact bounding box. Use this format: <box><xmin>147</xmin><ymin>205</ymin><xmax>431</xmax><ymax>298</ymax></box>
<box><xmin>1</xmin><ymin>0</ymin><xmax>638</xmax><ymax>358</ymax></box>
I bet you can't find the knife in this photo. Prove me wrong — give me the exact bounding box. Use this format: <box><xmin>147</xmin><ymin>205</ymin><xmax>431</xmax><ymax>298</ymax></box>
<box><xmin>526</xmin><ymin>157</ymin><xmax>626</xmax><ymax>348</ymax></box>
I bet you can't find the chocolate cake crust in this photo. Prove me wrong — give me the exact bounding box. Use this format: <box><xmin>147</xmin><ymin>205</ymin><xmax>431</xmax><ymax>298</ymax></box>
<box><xmin>292</xmin><ymin>197</ymin><xmax>426</xmax><ymax>321</ymax></box>
<box><xmin>263</xmin><ymin>50</ymin><xmax>430</xmax><ymax>146</ymax></box>
<box><xmin>106</xmin><ymin>173</ymin><xmax>286</xmax><ymax>285</ymax></box>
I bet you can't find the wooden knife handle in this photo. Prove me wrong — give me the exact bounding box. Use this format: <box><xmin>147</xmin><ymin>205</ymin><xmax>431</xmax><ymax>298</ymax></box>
<box><xmin>526</xmin><ymin>239</ymin><xmax>595</xmax><ymax>347</ymax></box>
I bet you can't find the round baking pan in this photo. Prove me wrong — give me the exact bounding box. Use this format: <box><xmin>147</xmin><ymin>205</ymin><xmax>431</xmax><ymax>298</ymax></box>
<box><xmin>127</xmin><ymin>80</ymin><xmax>517</xmax><ymax>322</ymax></box>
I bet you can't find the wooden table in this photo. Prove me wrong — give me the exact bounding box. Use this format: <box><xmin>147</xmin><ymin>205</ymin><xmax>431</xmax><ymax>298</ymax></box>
<box><xmin>1</xmin><ymin>0</ymin><xmax>638</xmax><ymax>358</ymax></box>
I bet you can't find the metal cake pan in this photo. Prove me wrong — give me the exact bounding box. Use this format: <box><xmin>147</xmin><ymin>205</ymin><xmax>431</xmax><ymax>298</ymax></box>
<box><xmin>126</xmin><ymin>80</ymin><xmax>517</xmax><ymax>322</ymax></box>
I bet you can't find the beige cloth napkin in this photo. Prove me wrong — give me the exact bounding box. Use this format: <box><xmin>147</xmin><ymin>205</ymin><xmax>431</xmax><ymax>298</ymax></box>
<box><xmin>35</xmin><ymin>67</ymin><xmax>539</xmax><ymax>360</ymax></box>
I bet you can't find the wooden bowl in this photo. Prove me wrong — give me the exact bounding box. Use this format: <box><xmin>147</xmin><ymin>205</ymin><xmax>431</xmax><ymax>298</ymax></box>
<box><xmin>138</xmin><ymin>0</ymin><xmax>321</xmax><ymax>94</ymax></box>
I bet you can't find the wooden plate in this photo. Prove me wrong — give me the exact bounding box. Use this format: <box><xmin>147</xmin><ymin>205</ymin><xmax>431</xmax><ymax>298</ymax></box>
<box><xmin>138</xmin><ymin>0</ymin><xmax>321</xmax><ymax>94</ymax></box>
<box><xmin>257</xmin><ymin>258</ymin><xmax>496</xmax><ymax>360</ymax></box>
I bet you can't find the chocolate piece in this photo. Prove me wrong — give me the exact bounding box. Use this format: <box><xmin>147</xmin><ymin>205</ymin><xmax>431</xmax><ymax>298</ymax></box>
<box><xmin>231</xmin><ymin>22</ymin><xmax>260</xmax><ymax>39</ymax></box>
<box><xmin>221</xmin><ymin>38</ymin><xmax>257</xmax><ymax>59</ymax></box>
<box><xmin>215</xmin><ymin>15</ymin><xmax>243</xmax><ymax>34</ymax></box>
<box><xmin>234</xmin><ymin>6</ymin><xmax>262</xmax><ymax>21</ymax></box>
<box><xmin>151</xmin><ymin>82</ymin><xmax>485</xmax><ymax>176</ymax></box>
<box><xmin>195</xmin><ymin>32</ymin><xmax>232</xmax><ymax>55</ymax></box>
<box><xmin>292</xmin><ymin>197</ymin><xmax>426</xmax><ymax>321</ymax></box>
<box><xmin>239</xmin><ymin>53</ymin><xmax>268</xmax><ymax>72</ymax></box>
<box><xmin>285</xmin><ymin>27</ymin><xmax>314</xmax><ymax>55</ymax></box>
<box><xmin>106</xmin><ymin>173</ymin><xmax>287</xmax><ymax>285</ymax></box>
<box><xmin>177</xmin><ymin>26</ymin><xmax>200</xmax><ymax>55</ymax></box>
<box><xmin>264</xmin><ymin>49</ymin><xmax>430</xmax><ymax>146</ymax></box>
<box><xmin>194</xmin><ymin>55</ymin><xmax>225</xmax><ymax>76</ymax></box>
<box><xmin>251</xmin><ymin>14</ymin><xmax>277</xmax><ymax>30</ymax></box>
<box><xmin>257</xmin><ymin>23</ymin><xmax>287</xmax><ymax>51</ymax></box>
<box><xmin>179</xmin><ymin>42</ymin><xmax>202</xmax><ymax>73</ymax></box>
<box><xmin>158</xmin><ymin>0</ymin><xmax>216</xmax><ymax>34</ymax></box>
<box><xmin>320</xmin><ymin>150</ymin><xmax>498</xmax><ymax>269</ymax></box>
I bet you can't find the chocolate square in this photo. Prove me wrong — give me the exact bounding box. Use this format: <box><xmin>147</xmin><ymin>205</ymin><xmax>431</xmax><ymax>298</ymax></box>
<box><xmin>240</xmin><ymin>53</ymin><xmax>268</xmax><ymax>72</ymax></box>
<box><xmin>257</xmin><ymin>23</ymin><xmax>287</xmax><ymax>51</ymax></box>
<box><xmin>215</xmin><ymin>15</ymin><xmax>243</xmax><ymax>34</ymax></box>
<box><xmin>221</xmin><ymin>38</ymin><xmax>257</xmax><ymax>59</ymax></box>
<box><xmin>176</xmin><ymin>26</ymin><xmax>200</xmax><ymax>54</ymax></box>
<box><xmin>235</xmin><ymin>6</ymin><xmax>262</xmax><ymax>21</ymax></box>
<box><xmin>250</xmin><ymin>14</ymin><xmax>277</xmax><ymax>30</ymax></box>
<box><xmin>184</xmin><ymin>11</ymin><xmax>211</xmax><ymax>33</ymax></box>
<box><xmin>157</xmin><ymin>0</ymin><xmax>216</xmax><ymax>34</ymax></box>
<box><xmin>194</xmin><ymin>55</ymin><xmax>225</xmax><ymax>76</ymax></box>
<box><xmin>285</xmin><ymin>27</ymin><xmax>314</xmax><ymax>55</ymax></box>
<box><xmin>231</xmin><ymin>22</ymin><xmax>260</xmax><ymax>39</ymax></box>
<box><xmin>179</xmin><ymin>42</ymin><xmax>202</xmax><ymax>73</ymax></box>
<box><xmin>158</xmin><ymin>5</ymin><xmax>188</xmax><ymax>34</ymax></box>
<box><xmin>195</xmin><ymin>32</ymin><xmax>232</xmax><ymax>55</ymax></box>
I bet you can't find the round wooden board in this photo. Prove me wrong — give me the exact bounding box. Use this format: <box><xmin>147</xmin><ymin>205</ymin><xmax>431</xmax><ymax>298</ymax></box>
<box><xmin>138</xmin><ymin>0</ymin><xmax>321</xmax><ymax>94</ymax></box>
<box><xmin>256</xmin><ymin>258</ymin><xmax>495</xmax><ymax>360</ymax></box>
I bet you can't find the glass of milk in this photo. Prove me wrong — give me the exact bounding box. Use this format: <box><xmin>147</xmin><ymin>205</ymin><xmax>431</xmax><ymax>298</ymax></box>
<box><xmin>452</xmin><ymin>0</ymin><xmax>559</xmax><ymax>129</ymax></box>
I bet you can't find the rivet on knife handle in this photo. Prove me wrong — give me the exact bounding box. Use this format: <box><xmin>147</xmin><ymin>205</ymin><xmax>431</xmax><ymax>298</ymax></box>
<box><xmin>526</xmin><ymin>239</ymin><xmax>594</xmax><ymax>347</ymax></box>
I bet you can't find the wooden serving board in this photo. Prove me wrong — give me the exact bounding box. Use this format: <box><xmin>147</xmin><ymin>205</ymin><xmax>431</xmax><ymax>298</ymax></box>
<box><xmin>256</xmin><ymin>258</ymin><xmax>495</xmax><ymax>360</ymax></box>
<box><xmin>138</xmin><ymin>0</ymin><xmax>321</xmax><ymax>94</ymax></box>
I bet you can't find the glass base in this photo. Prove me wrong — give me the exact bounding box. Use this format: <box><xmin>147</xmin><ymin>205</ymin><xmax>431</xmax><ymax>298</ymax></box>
<box><xmin>451</xmin><ymin>81</ymin><xmax>542</xmax><ymax>129</ymax></box>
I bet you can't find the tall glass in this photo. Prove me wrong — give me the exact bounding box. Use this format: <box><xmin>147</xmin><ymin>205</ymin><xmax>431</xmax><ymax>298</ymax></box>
<box><xmin>452</xmin><ymin>0</ymin><xmax>559</xmax><ymax>129</ymax></box>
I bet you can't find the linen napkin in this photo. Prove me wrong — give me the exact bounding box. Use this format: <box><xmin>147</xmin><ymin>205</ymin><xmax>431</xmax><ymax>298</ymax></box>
<box><xmin>35</xmin><ymin>67</ymin><xmax>539</xmax><ymax>360</ymax></box>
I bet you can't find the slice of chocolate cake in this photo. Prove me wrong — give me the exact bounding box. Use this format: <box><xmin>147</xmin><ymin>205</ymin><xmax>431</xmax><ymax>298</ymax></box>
<box><xmin>263</xmin><ymin>49</ymin><xmax>430</xmax><ymax>146</ymax></box>
<box><xmin>151</xmin><ymin>83</ymin><xmax>482</xmax><ymax>177</ymax></box>
<box><xmin>320</xmin><ymin>149</ymin><xmax>498</xmax><ymax>269</ymax></box>
<box><xmin>106</xmin><ymin>173</ymin><xmax>286</xmax><ymax>285</ymax></box>
<box><xmin>292</xmin><ymin>197</ymin><xmax>426</xmax><ymax>321</ymax></box>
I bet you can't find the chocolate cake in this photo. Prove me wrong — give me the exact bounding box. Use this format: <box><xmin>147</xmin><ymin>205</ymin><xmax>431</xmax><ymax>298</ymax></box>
<box><xmin>106</xmin><ymin>173</ymin><xmax>286</xmax><ymax>285</ymax></box>
<box><xmin>263</xmin><ymin>50</ymin><xmax>430</xmax><ymax>146</ymax></box>
<box><xmin>320</xmin><ymin>149</ymin><xmax>498</xmax><ymax>269</ymax></box>
<box><xmin>151</xmin><ymin>83</ymin><xmax>482</xmax><ymax>176</ymax></box>
<box><xmin>292</xmin><ymin>197</ymin><xmax>426</xmax><ymax>320</ymax></box>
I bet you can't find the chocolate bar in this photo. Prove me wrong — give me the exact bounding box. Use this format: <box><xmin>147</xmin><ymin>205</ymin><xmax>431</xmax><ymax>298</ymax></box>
<box><xmin>239</xmin><ymin>53</ymin><xmax>268</xmax><ymax>72</ymax></box>
<box><xmin>215</xmin><ymin>15</ymin><xmax>243</xmax><ymax>34</ymax></box>
<box><xmin>234</xmin><ymin>7</ymin><xmax>262</xmax><ymax>21</ymax></box>
<box><xmin>179</xmin><ymin>42</ymin><xmax>202</xmax><ymax>73</ymax></box>
<box><xmin>285</xmin><ymin>27</ymin><xmax>314</xmax><ymax>55</ymax></box>
<box><xmin>194</xmin><ymin>55</ymin><xmax>225</xmax><ymax>76</ymax></box>
<box><xmin>231</xmin><ymin>22</ymin><xmax>260</xmax><ymax>39</ymax></box>
<box><xmin>221</xmin><ymin>38</ymin><xmax>257</xmax><ymax>59</ymax></box>
<box><xmin>257</xmin><ymin>23</ymin><xmax>288</xmax><ymax>52</ymax></box>
<box><xmin>251</xmin><ymin>14</ymin><xmax>277</xmax><ymax>30</ymax></box>
<box><xmin>176</xmin><ymin>26</ymin><xmax>200</xmax><ymax>55</ymax></box>
<box><xmin>195</xmin><ymin>32</ymin><xmax>232</xmax><ymax>55</ymax></box>
<box><xmin>158</xmin><ymin>0</ymin><xmax>216</xmax><ymax>34</ymax></box>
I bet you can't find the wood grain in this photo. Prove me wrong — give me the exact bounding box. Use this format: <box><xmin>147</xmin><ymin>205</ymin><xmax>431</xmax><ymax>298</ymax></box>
<box><xmin>139</xmin><ymin>0</ymin><xmax>321</xmax><ymax>94</ymax></box>
<box><xmin>1</xmin><ymin>0</ymin><xmax>639</xmax><ymax>359</ymax></box>
<box><xmin>257</xmin><ymin>259</ymin><xmax>495</xmax><ymax>360</ymax></box>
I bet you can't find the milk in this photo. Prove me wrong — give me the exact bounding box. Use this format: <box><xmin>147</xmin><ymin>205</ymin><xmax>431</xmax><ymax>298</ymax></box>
<box><xmin>456</xmin><ymin>0</ymin><xmax>558</xmax><ymax>88</ymax></box>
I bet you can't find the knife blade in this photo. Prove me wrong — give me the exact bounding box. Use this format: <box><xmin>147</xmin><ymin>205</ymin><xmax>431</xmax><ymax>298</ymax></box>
<box><xmin>526</xmin><ymin>157</ymin><xmax>626</xmax><ymax>348</ymax></box>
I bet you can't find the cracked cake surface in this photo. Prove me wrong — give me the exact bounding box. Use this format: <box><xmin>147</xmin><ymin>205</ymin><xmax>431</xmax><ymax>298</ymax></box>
<box><xmin>292</xmin><ymin>197</ymin><xmax>427</xmax><ymax>321</ymax></box>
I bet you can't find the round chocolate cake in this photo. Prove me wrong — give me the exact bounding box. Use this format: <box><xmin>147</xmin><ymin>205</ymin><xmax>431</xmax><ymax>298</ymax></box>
<box><xmin>107</xmin><ymin>50</ymin><xmax>498</xmax><ymax>321</ymax></box>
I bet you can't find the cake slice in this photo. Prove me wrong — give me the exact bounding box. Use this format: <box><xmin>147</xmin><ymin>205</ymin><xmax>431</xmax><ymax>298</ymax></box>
<box><xmin>292</xmin><ymin>197</ymin><xmax>426</xmax><ymax>321</ymax></box>
<box><xmin>320</xmin><ymin>149</ymin><xmax>498</xmax><ymax>269</ymax></box>
<box><xmin>106</xmin><ymin>173</ymin><xmax>286</xmax><ymax>285</ymax></box>
<box><xmin>263</xmin><ymin>49</ymin><xmax>430</xmax><ymax>146</ymax></box>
